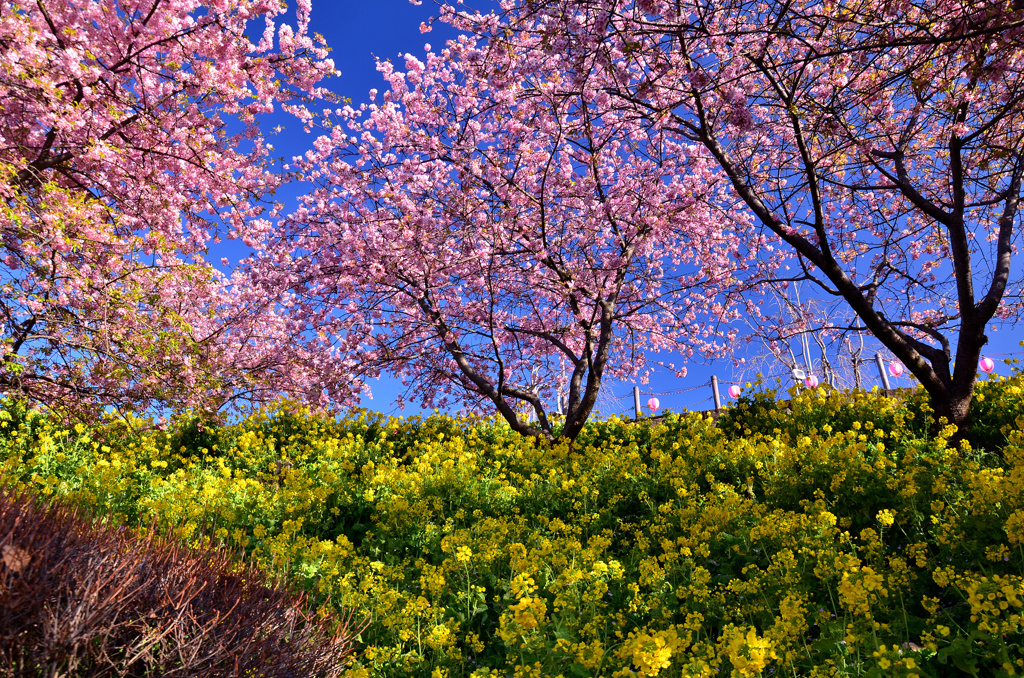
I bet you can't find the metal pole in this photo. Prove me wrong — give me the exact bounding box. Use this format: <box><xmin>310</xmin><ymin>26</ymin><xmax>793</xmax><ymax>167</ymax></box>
<box><xmin>633</xmin><ymin>386</ymin><xmax>641</xmax><ymax>421</ymax></box>
<box><xmin>711</xmin><ymin>375</ymin><xmax>722</xmax><ymax>411</ymax></box>
<box><xmin>793</xmin><ymin>283</ymin><xmax>814</xmax><ymax>376</ymax></box>
<box><xmin>875</xmin><ymin>352</ymin><xmax>892</xmax><ymax>391</ymax></box>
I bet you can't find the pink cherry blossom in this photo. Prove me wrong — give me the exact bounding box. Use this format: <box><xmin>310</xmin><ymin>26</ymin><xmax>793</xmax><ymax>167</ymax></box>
<box><xmin>1</xmin><ymin>0</ymin><xmax>336</xmax><ymax>418</ymax></box>
<box><xmin>241</xmin><ymin>23</ymin><xmax>750</xmax><ymax>440</ymax></box>
<box><xmin>478</xmin><ymin>0</ymin><xmax>1024</xmax><ymax>435</ymax></box>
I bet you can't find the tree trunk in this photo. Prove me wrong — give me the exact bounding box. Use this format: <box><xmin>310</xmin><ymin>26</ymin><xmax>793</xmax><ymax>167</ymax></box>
<box><xmin>929</xmin><ymin>381</ymin><xmax>975</xmax><ymax>444</ymax></box>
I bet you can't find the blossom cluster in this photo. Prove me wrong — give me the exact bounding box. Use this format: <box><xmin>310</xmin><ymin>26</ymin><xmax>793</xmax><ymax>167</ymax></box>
<box><xmin>2</xmin><ymin>375</ymin><xmax>1023</xmax><ymax>677</ymax></box>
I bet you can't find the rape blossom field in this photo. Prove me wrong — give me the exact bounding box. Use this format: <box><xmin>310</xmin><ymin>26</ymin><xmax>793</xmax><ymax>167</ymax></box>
<box><xmin>2</xmin><ymin>376</ymin><xmax>1023</xmax><ymax>678</ymax></box>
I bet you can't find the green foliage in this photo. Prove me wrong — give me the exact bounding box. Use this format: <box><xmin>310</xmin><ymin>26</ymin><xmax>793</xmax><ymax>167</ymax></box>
<box><xmin>2</xmin><ymin>381</ymin><xmax>1024</xmax><ymax>678</ymax></box>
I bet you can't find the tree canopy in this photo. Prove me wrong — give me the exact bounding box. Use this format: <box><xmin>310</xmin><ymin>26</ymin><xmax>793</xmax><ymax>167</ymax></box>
<box><xmin>240</xmin><ymin>24</ymin><xmax>755</xmax><ymax>439</ymax></box>
<box><xmin>7</xmin><ymin>0</ymin><xmax>1023</xmax><ymax>437</ymax></box>
<box><xmin>1</xmin><ymin>0</ymin><xmax>339</xmax><ymax>417</ymax></box>
<box><xmin>442</xmin><ymin>0</ymin><xmax>1024</xmax><ymax>433</ymax></box>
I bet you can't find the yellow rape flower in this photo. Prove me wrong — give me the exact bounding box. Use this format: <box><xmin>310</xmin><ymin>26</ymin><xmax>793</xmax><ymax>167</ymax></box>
<box><xmin>427</xmin><ymin>623</ymin><xmax>451</xmax><ymax>649</ymax></box>
<box><xmin>720</xmin><ymin>625</ymin><xmax>776</xmax><ymax>677</ymax></box>
<box><xmin>628</xmin><ymin>631</ymin><xmax>679</xmax><ymax>677</ymax></box>
<box><xmin>876</xmin><ymin>509</ymin><xmax>895</xmax><ymax>527</ymax></box>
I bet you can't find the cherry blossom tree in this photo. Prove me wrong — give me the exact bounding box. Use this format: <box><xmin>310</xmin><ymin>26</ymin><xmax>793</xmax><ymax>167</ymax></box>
<box><xmin>461</xmin><ymin>0</ymin><xmax>1024</xmax><ymax>435</ymax></box>
<box><xmin>247</xmin><ymin>27</ymin><xmax>756</xmax><ymax>440</ymax></box>
<box><xmin>0</xmin><ymin>0</ymin><xmax>341</xmax><ymax>418</ymax></box>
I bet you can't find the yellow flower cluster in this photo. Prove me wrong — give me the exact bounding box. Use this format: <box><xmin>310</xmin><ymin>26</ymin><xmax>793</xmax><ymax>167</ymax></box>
<box><xmin>2</xmin><ymin>375</ymin><xmax>1023</xmax><ymax>677</ymax></box>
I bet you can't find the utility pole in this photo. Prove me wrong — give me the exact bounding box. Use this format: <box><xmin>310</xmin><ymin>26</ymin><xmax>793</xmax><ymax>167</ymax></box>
<box><xmin>875</xmin><ymin>353</ymin><xmax>892</xmax><ymax>392</ymax></box>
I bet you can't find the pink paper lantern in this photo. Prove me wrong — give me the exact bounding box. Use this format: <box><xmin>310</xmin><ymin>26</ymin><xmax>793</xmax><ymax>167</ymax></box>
<box><xmin>888</xmin><ymin>361</ymin><xmax>904</xmax><ymax>378</ymax></box>
<box><xmin>728</xmin><ymin>384</ymin><xmax>741</xmax><ymax>398</ymax></box>
<box><xmin>980</xmin><ymin>357</ymin><xmax>995</xmax><ymax>374</ymax></box>
<box><xmin>647</xmin><ymin>397</ymin><xmax>660</xmax><ymax>411</ymax></box>
<box><xmin>805</xmin><ymin>374</ymin><xmax>819</xmax><ymax>388</ymax></box>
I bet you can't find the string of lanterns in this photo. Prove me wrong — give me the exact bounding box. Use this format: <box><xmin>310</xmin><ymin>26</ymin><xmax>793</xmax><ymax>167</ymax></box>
<box><xmin>639</xmin><ymin>357</ymin><xmax>999</xmax><ymax>413</ymax></box>
<box><xmin>720</xmin><ymin>357</ymin><xmax>998</xmax><ymax>401</ymax></box>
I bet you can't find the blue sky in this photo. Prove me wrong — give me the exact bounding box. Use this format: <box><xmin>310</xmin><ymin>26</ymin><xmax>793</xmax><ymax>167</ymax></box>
<box><xmin>246</xmin><ymin>0</ymin><xmax>1024</xmax><ymax>419</ymax></box>
<box><xmin>312</xmin><ymin>2</ymin><xmax>462</xmax><ymax>102</ymax></box>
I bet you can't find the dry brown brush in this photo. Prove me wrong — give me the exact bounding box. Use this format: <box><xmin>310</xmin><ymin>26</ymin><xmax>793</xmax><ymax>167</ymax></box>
<box><xmin>0</xmin><ymin>487</ymin><xmax>366</xmax><ymax>677</ymax></box>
